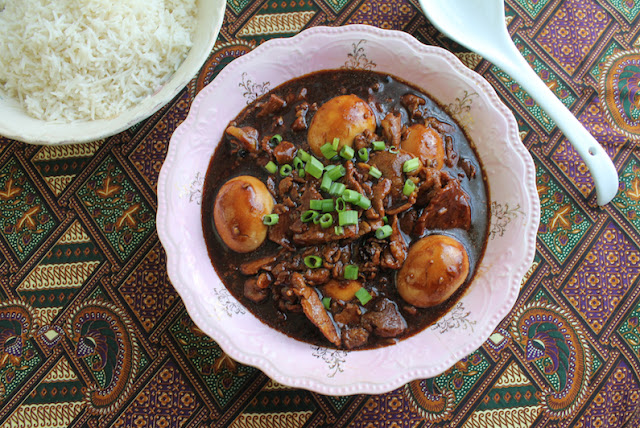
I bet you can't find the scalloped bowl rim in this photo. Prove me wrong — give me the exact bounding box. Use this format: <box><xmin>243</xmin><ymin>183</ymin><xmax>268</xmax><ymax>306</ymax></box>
<box><xmin>157</xmin><ymin>25</ymin><xmax>540</xmax><ymax>395</ymax></box>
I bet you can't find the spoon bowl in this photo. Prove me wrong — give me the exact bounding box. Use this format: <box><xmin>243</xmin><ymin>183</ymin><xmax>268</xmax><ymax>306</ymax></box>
<box><xmin>419</xmin><ymin>0</ymin><xmax>619</xmax><ymax>206</ymax></box>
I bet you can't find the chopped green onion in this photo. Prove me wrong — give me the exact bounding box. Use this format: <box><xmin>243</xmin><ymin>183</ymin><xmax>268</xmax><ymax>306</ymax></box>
<box><xmin>297</xmin><ymin>168</ymin><xmax>306</xmax><ymax>178</ymax></box>
<box><xmin>335</xmin><ymin>197</ymin><xmax>346</xmax><ymax>212</ymax></box>
<box><xmin>358</xmin><ymin>148</ymin><xmax>369</xmax><ymax>162</ymax></box>
<box><xmin>339</xmin><ymin>210</ymin><xmax>358</xmax><ymax>226</ymax></box>
<box><xmin>262</xmin><ymin>214</ymin><xmax>279</xmax><ymax>225</ymax></box>
<box><xmin>369</xmin><ymin>166</ymin><xmax>382</xmax><ymax>179</ymax></box>
<box><xmin>321</xmin><ymin>199</ymin><xmax>335</xmax><ymax>212</ymax></box>
<box><xmin>304</xmin><ymin>255</ymin><xmax>323</xmax><ymax>268</ymax></box>
<box><xmin>372</xmin><ymin>140</ymin><xmax>386</xmax><ymax>151</ymax></box>
<box><xmin>403</xmin><ymin>179</ymin><xmax>416</xmax><ymax>196</ymax></box>
<box><xmin>301</xmin><ymin>210</ymin><xmax>319</xmax><ymax>223</ymax></box>
<box><xmin>403</xmin><ymin>158</ymin><xmax>421</xmax><ymax>173</ymax></box>
<box><xmin>321</xmin><ymin>173</ymin><xmax>333</xmax><ymax>192</ymax></box>
<box><xmin>293</xmin><ymin>157</ymin><xmax>304</xmax><ymax>170</ymax></box>
<box><xmin>332</xmin><ymin>137</ymin><xmax>340</xmax><ymax>150</ymax></box>
<box><xmin>375</xmin><ymin>225</ymin><xmax>393</xmax><ymax>239</ymax></box>
<box><xmin>264</xmin><ymin>161</ymin><xmax>278</xmax><ymax>174</ymax></box>
<box><xmin>280</xmin><ymin>164</ymin><xmax>292</xmax><ymax>177</ymax></box>
<box><xmin>329</xmin><ymin>182</ymin><xmax>346</xmax><ymax>196</ymax></box>
<box><xmin>327</xmin><ymin>165</ymin><xmax>346</xmax><ymax>181</ymax></box>
<box><xmin>325</xmin><ymin>164</ymin><xmax>337</xmax><ymax>172</ymax></box>
<box><xmin>270</xmin><ymin>134</ymin><xmax>283</xmax><ymax>146</ymax></box>
<box><xmin>320</xmin><ymin>143</ymin><xmax>338</xmax><ymax>159</ymax></box>
<box><xmin>344</xmin><ymin>264</ymin><xmax>359</xmax><ymax>280</ymax></box>
<box><xmin>310</xmin><ymin>200</ymin><xmax>324</xmax><ymax>211</ymax></box>
<box><xmin>340</xmin><ymin>145</ymin><xmax>355</xmax><ymax>160</ymax></box>
<box><xmin>313</xmin><ymin>214</ymin><xmax>322</xmax><ymax>224</ymax></box>
<box><xmin>305</xmin><ymin>156</ymin><xmax>324</xmax><ymax>179</ymax></box>
<box><xmin>297</xmin><ymin>149</ymin><xmax>311</xmax><ymax>162</ymax></box>
<box><xmin>389</xmin><ymin>145</ymin><xmax>399</xmax><ymax>154</ymax></box>
<box><xmin>322</xmin><ymin>297</ymin><xmax>331</xmax><ymax>309</ymax></box>
<box><xmin>382</xmin><ymin>215</ymin><xmax>388</xmax><ymax>224</ymax></box>
<box><xmin>342</xmin><ymin>189</ymin><xmax>361</xmax><ymax>204</ymax></box>
<box><xmin>334</xmin><ymin>225</ymin><xmax>344</xmax><ymax>235</ymax></box>
<box><xmin>319</xmin><ymin>213</ymin><xmax>333</xmax><ymax>228</ymax></box>
<box><xmin>310</xmin><ymin>199</ymin><xmax>334</xmax><ymax>212</ymax></box>
<box><xmin>355</xmin><ymin>196</ymin><xmax>371</xmax><ymax>210</ymax></box>
<box><xmin>355</xmin><ymin>287</ymin><xmax>372</xmax><ymax>305</ymax></box>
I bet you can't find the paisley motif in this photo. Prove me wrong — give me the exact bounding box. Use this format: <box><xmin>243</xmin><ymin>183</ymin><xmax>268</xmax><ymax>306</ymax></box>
<box><xmin>65</xmin><ymin>300</ymin><xmax>138</xmax><ymax>414</ymax></box>
<box><xmin>404</xmin><ymin>377</ymin><xmax>455</xmax><ymax>422</ymax></box>
<box><xmin>600</xmin><ymin>49</ymin><xmax>640</xmax><ymax>138</ymax></box>
<box><xmin>510</xmin><ymin>301</ymin><xmax>590</xmax><ymax>419</ymax></box>
<box><xmin>0</xmin><ymin>300</ymin><xmax>36</xmax><ymax>371</ymax></box>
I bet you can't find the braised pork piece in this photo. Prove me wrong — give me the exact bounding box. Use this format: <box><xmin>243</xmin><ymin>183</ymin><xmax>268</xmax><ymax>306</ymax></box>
<box><xmin>202</xmin><ymin>70</ymin><xmax>489</xmax><ymax>350</ymax></box>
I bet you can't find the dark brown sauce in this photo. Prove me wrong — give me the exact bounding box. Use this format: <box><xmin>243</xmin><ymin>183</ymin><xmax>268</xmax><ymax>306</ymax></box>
<box><xmin>202</xmin><ymin>69</ymin><xmax>489</xmax><ymax>349</ymax></box>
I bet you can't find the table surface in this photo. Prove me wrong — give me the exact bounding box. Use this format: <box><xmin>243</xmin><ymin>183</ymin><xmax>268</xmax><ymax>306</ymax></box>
<box><xmin>1</xmin><ymin>0</ymin><xmax>640</xmax><ymax>426</ymax></box>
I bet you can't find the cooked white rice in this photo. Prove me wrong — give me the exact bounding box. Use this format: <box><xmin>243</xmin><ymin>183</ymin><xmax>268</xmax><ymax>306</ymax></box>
<box><xmin>0</xmin><ymin>0</ymin><xmax>196</xmax><ymax>122</ymax></box>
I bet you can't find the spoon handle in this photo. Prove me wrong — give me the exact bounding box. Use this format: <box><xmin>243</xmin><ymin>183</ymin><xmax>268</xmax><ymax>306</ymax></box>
<box><xmin>491</xmin><ymin>40</ymin><xmax>619</xmax><ymax>206</ymax></box>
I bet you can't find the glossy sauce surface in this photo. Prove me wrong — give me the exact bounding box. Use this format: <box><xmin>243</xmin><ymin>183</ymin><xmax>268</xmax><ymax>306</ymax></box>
<box><xmin>202</xmin><ymin>70</ymin><xmax>489</xmax><ymax>349</ymax></box>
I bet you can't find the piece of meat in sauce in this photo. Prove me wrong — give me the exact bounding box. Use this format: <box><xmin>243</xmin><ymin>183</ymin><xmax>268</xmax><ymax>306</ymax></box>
<box><xmin>414</xmin><ymin>176</ymin><xmax>471</xmax><ymax>234</ymax></box>
<box><xmin>362</xmin><ymin>298</ymin><xmax>407</xmax><ymax>338</ymax></box>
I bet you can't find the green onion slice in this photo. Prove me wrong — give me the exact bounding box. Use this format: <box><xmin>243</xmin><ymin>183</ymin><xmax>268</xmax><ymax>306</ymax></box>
<box><xmin>301</xmin><ymin>210</ymin><xmax>319</xmax><ymax>223</ymax></box>
<box><xmin>342</xmin><ymin>189</ymin><xmax>361</xmax><ymax>204</ymax></box>
<box><xmin>322</xmin><ymin>297</ymin><xmax>331</xmax><ymax>310</ymax></box>
<box><xmin>264</xmin><ymin>161</ymin><xmax>278</xmax><ymax>174</ymax></box>
<box><xmin>309</xmin><ymin>200</ymin><xmax>323</xmax><ymax>211</ymax></box>
<box><xmin>382</xmin><ymin>215</ymin><xmax>388</xmax><ymax>224</ymax></box>
<box><xmin>262</xmin><ymin>214</ymin><xmax>279</xmax><ymax>225</ymax></box>
<box><xmin>369</xmin><ymin>166</ymin><xmax>382</xmax><ymax>179</ymax></box>
<box><xmin>329</xmin><ymin>182</ymin><xmax>346</xmax><ymax>196</ymax></box>
<box><xmin>304</xmin><ymin>255</ymin><xmax>323</xmax><ymax>269</ymax></box>
<box><xmin>335</xmin><ymin>197</ymin><xmax>346</xmax><ymax>212</ymax></box>
<box><xmin>339</xmin><ymin>210</ymin><xmax>358</xmax><ymax>226</ymax></box>
<box><xmin>332</xmin><ymin>137</ymin><xmax>340</xmax><ymax>150</ymax></box>
<box><xmin>305</xmin><ymin>156</ymin><xmax>324</xmax><ymax>179</ymax></box>
<box><xmin>372</xmin><ymin>140</ymin><xmax>386</xmax><ymax>151</ymax></box>
<box><xmin>389</xmin><ymin>145</ymin><xmax>399</xmax><ymax>154</ymax></box>
<box><xmin>375</xmin><ymin>225</ymin><xmax>393</xmax><ymax>239</ymax></box>
<box><xmin>293</xmin><ymin>157</ymin><xmax>304</xmax><ymax>170</ymax></box>
<box><xmin>280</xmin><ymin>164</ymin><xmax>292</xmax><ymax>177</ymax></box>
<box><xmin>297</xmin><ymin>149</ymin><xmax>311</xmax><ymax>162</ymax></box>
<box><xmin>355</xmin><ymin>196</ymin><xmax>371</xmax><ymax>210</ymax></box>
<box><xmin>334</xmin><ymin>225</ymin><xmax>344</xmax><ymax>235</ymax></box>
<box><xmin>340</xmin><ymin>145</ymin><xmax>355</xmax><ymax>160</ymax></box>
<box><xmin>355</xmin><ymin>287</ymin><xmax>372</xmax><ymax>305</ymax></box>
<box><xmin>319</xmin><ymin>213</ymin><xmax>333</xmax><ymax>228</ymax></box>
<box><xmin>270</xmin><ymin>134</ymin><xmax>283</xmax><ymax>146</ymax></box>
<box><xmin>358</xmin><ymin>148</ymin><xmax>369</xmax><ymax>162</ymax></box>
<box><xmin>321</xmin><ymin>199</ymin><xmax>335</xmax><ymax>212</ymax></box>
<box><xmin>403</xmin><ymin>158</ymin><xmax>421</xmax><ymax>173</ymax></box>
<box><xmin>320</xmin><ymin>174</ymin><xmax>333</xmax><ymax>192</ymax></box>
<box><xmin>320</xmin><ymin>143</ymin><xmax>338</xmax><ymax>159</ymax></box>
<box><xmin>344</xmin><ymin>264</ymin><xmax>359</xmax><ymax>280</ymax></box>
<box><xmin>327</xmin><ymin>165</ymin><xmax>346</xmax><ymax>181</ymax></box>
<box><xmin>403</xmin><ymin>179</ymin><xmax>416</xmax><ymax>196</ymax></box>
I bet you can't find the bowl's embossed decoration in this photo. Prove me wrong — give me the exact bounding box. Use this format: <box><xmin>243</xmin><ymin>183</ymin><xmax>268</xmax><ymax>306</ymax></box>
<box><xmin>157</xmin><ymin>25</ymin><xmax>540</xmax><ymax>395</ymax></box>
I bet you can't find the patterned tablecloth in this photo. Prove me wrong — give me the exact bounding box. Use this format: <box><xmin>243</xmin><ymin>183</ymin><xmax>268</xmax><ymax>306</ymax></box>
<box><xmin>1</xmin><ymin>0</ymin><xmax>640</xmax><ymax>426</ymax></box>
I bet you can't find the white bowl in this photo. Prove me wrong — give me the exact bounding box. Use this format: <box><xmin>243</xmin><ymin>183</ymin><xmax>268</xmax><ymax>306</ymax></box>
<box><xmin>157</xmin><ymin>25</ymin><xmax>540</xmax><ymax>395</ymax></box>
<box><xmin>0</xmin><ymin>0</ymin><xmax>226</xmax><ymax>145</ymax></box>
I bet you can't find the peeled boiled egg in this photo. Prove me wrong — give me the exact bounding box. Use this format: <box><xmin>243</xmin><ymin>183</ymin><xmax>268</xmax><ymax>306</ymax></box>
<box><xmin>213</xmin><ymin>176</ymin><xmax>274</xmax><ymax>253</ymax></box>
<box><xmin>397</xmin><ymin>235</ymin><xmax>469</xmax><ymax>307</ymax></box>
<box><xmin>400</xmin><ymin>124</ymin><xmax>445</xmax><ymax>169</ymax></box>
<box><xmin>307</xmin><ymin>95</ymin><xmax>376</xmax><ymax>157</ymax></box>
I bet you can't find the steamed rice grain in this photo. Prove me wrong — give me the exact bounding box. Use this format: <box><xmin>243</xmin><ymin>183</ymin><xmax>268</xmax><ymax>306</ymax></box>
<box><xmin>0</xmin><ymin>0</ymin><xmax>196</xmax><ymax>122</ymax></box>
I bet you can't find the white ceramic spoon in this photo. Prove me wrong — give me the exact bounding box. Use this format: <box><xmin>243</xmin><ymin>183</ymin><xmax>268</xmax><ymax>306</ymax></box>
<box><xmin>419</xmin><ymin>0</ymin><xmax>619</xmax><ymax>206</ymax></box>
